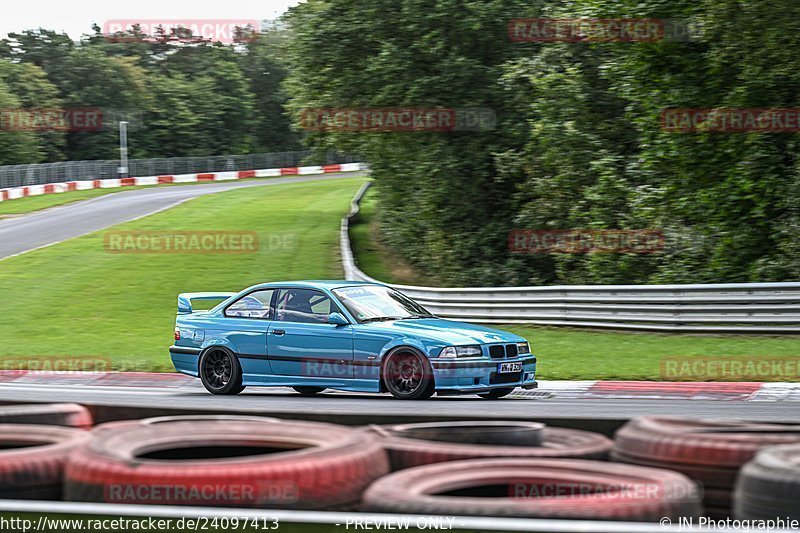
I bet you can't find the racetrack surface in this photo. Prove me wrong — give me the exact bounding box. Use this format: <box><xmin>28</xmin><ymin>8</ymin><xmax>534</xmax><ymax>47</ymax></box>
<box><xmin>1</xmin><ymin>380</ymin><xmax>798</xmax><ymax>422</ymax></box>
<box><xmin>0</xmin><ymin>172</ymin><xmax>367</xmax><ymax>260</ymax></box>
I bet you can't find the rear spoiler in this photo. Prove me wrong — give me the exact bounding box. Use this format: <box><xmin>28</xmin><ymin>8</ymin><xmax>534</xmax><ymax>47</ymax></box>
<box><xmin>177</xmin><ymin>292</ymin><xmax>236</xmax><ymax>314</ymax></box>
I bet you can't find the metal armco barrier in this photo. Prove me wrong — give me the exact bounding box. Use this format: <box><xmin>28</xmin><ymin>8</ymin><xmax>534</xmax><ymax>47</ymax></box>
<box><xmin>342</xmin><ymin>183</ymin><xmax>800</xmax><ymax>333</ymax></box>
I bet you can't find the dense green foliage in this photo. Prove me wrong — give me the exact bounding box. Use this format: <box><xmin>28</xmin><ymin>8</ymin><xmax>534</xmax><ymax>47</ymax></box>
<box><xmin>2</xmin><ymin>2</ymin><xmax>798</xmax><ymax>286</ymax></box>
<box><xmin>0</xmin><ymin>25</ymin><xmax>300</xmax><ymax>163</ymax></box>
<box><xmin>285</xmin><ymin>0</ymin><xmax>800</xmax><ymax>285</ymax></box>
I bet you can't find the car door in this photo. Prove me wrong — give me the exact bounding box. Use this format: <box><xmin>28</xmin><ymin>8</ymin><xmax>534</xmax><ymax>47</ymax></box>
<box><xmin>216</xmin><ymin>289</ymin><xmax>275</xmax><ymax>378</ymax></box>
<box><xmin>267</xmin><ymin>287</ymin><xmax>354</xmax><ymax>379</ymax></box>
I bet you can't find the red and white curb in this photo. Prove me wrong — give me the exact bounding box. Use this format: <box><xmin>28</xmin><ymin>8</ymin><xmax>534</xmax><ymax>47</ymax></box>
<box><xmin>0</xmin><ymin>163</ymin><xmax>366</xmax><ymax>202</ymax></box>
<box><xmin>0</xmin><ymin>371</ymin><xmax>798</xmax><ymax>401</ymax></box>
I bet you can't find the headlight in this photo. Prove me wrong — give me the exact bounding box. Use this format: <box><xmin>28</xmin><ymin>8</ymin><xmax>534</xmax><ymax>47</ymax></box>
<box><xmin>516</xmin><ymin>342</ymin><xmax>531</xmax><ymax>355</ymax></box>
<box><xmin>440</xmin><ymin>345</ymin><xmax>483</xmax><ymax>358</ymax></box>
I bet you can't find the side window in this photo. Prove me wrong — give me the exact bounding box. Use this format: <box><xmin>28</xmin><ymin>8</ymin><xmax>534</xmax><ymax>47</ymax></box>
<box><xmin>224</xmin><ymin>290</ymin><xmax>274</xmax><ymax>319</ymax></box>
<box><xmin>275</xmin><ymin>288</ymin><xmax>333</xmax><ymax>324</ymax></box>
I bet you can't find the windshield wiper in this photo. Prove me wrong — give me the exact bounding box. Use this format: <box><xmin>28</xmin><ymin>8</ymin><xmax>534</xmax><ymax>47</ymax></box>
<box><xmin>398</xmin><ymin>314</ymin><xmax>432</xmax><ymax>320</ymax></box>
<box><xmin>361</xmin><ymin>316</ymin><xmax>403</xmax><ymax>323</ymax></box>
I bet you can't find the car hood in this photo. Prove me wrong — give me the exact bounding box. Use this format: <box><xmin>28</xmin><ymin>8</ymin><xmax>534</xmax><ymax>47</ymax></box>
<box><xmin>362</xmin><ymin>318</ymin><xmax>526</xmax><ymax>345</ymax></box>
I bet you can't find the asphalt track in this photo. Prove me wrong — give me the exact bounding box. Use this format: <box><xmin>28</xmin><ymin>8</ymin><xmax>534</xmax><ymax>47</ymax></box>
<box><xmin>0</xmin><ymin>172</ymin><xmax>368</xmax><ymax>260</ymax></box>
<box><xmin>0</xmin><ymin>381</ymin><xmax>798</xmax><ymax>422</ymax></box>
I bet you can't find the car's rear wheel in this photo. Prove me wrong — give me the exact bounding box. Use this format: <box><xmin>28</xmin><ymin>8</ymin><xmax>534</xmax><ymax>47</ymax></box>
<box><xmin>477</xmin><ymin>387</ymin><xmax>515</xmax><ymax>399</ymax></box>
<box><xmin>293</xmin><ymin>386</ymin><xmax>326</xmax><ymax>396</ymax></box>
<box><xmin>383</xmin><ymin>349</ymin><xmax>435</xmax><ymax>400</ymax></box>
<box><xmin>199</xmin><ymin>348</ymin><xmax>245</xmax><ymax>395</ymax></box>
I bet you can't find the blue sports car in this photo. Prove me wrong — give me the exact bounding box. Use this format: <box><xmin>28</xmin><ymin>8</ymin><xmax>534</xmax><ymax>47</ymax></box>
<box><xmin>170</xmin><ymin>281</ymin><xmax>537</xmax><ymax>400</ymax></box>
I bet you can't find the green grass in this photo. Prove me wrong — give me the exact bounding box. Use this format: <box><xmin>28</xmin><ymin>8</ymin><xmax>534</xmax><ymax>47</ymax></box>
<box><xmin>350</xmin><ymin>188</ymin><xmax>800</xmax><ymax>381</ymax></box>
<box><xmin>0</xmin><ymin>176</ymin><xmax>294</xmax><ymax>218</ymax></box>
<box><xmin>0</xmin><ymin>176</ymin><xmax>366</xmax><ymax>371</ymax></box>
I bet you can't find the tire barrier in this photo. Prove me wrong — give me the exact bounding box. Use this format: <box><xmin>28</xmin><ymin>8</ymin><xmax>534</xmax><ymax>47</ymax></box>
<box><xmin>0</xmin><ymin>424</ymin><xmax>90</xmax><ymax>500</ymax></box>
<box><xmin>734</xmin><ymin>444</ymin><xmax>800</xmax><ymax>519</ymax></box>
<box><xmin>612</xmin><ymin>417</ymin><xmax>800</xmax><ymax>517</ymax></box>
<box><xmin>373</xmin><ymin>421</ymin><xmax>612</xmax><ymax>470</ymax></box>
<box><xmin>64</xmin><ymin>418</ymin><xmax>389</xmax><ymax>510</ymax></box>
<box><xmin>0</xmin><ymin>403</ymin><xmax>92</xmax><ymax>429</ymax></box>
<box><xmin>362</xmin><ymin>458</ymin><xmax>703</xmax><ymax>521</ymax></box>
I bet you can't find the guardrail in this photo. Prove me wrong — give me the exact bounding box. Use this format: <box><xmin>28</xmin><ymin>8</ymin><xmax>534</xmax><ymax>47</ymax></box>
<box><xmin>342</xmin><ymin>182</ymin><xmax>800</xmax><ymax>333</ymax></box>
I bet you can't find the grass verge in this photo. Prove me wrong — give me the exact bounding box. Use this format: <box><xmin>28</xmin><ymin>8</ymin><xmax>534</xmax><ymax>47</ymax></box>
<box><xmin>0</xmin><ymin>176</ymin><xmax>366</xmax><ymax>371</ymax></box>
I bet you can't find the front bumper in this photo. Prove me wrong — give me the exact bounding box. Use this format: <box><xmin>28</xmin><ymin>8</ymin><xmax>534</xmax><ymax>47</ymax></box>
<box><xmin>431</xmin><ymin>356</ymin><xmax>537</xmax><ymax>393</ymax></box>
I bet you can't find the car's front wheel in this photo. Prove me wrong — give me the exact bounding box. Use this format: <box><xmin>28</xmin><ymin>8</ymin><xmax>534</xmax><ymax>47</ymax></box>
<box><xmin>477</xmin><ymin>387</ymin><xmax>515</xmax><ymax>399</ymax></box>
<box><xmin>382</xmin><ymin>349</ymin><xmax>435</xmax><ymax>400</ymax></box>
<box><xmin>199</xmin><ymin>348</ymin><xmax>245</xmax><ymax>395</ymax></box>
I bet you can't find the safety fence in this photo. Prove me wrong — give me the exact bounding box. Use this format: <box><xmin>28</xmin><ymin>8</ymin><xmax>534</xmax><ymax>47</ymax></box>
<box><xmin>0</xmin><ymin>150</ymin><xmax>358</xmax><ymax>189</ymax></box>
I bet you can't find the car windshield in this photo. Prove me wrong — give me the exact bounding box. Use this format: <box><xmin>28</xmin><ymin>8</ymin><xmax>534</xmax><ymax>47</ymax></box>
<box><xmin>332</xmin><ymin>286</ymin><xmax>435</xmax><ymax>323</ymax></box>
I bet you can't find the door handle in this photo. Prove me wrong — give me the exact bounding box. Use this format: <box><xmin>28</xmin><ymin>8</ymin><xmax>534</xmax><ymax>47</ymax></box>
<box><xmin>271</xmin><ymin>329</ymin><xmax>285</xmax><ymax>336</ymax></box>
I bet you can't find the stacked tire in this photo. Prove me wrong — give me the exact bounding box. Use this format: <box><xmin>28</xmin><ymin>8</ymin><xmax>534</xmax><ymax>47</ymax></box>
<box><xmin>734</xmin><ymin>444</ymin><xmax>800</xmax><ymax>519</ymax></box>
<box><xmin>612</xmin><ymin>416</ymin><xmax>800</xmax><ymax>518</ymax></box>
<box><xmin>65</xmin><ymin>416</ymin><xmax>389</xmax><ymax>510</ymax></box>
<box><xmin>0</xmin><ymin>403</ymin><xmax>92</xmax><ymax>429</ymax></box>
<box><xmin>0</xmin><ymin>424</ymin><xmax>90</xmax><ymax>500</ymax></box>
<box><xmin>362</xmin><ymin>458</ymin><xmax>702</xmax><ymax>521</ymax></box>
<box><xmin>374</xmin><ymin>421</ymin><xmax>614</xmax><ymax>470</ymax></box>
<box><xmin>0</xmin><ymin>404</ymin><xmax>94</xmax><ymax>500</ymax></box>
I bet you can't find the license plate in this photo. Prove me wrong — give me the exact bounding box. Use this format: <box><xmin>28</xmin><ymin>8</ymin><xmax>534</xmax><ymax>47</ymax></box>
<box><xmin>497</xmin><ymin>362</ymin><xmax>522</xmax><ymax>373</ymax></box>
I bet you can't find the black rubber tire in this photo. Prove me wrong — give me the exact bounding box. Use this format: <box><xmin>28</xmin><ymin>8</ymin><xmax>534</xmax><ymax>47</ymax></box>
<box><xmin>0</xmin><ymin>403</ymin><xmax>92</xmax><ymax>429</ymax></box>
<box><xmin>382</xmin><ymin>348</ymin><xmax>435</xmax><ymax>400</ymax></box>
<box><xmin>362</xmin><ymin>458</ymin><xmax>702</xmax><ymax>521</ymax></box>
<box><xmin>734</xmin><ymin>443</ymin><xmax>800</xmax><ymax>519</ymax></box>
<box><xmin>612</xmin><ymin>416</ymin><xmax>800</xmax><ymax>517</ymax></box>
<box><xmin>375</xmin><ymin>425</ymin><xmax>612</xmax><ymax>470</ymax></box>
<box><xmin>199</xmin><ymin>348</ymin><xmax>245</xmax><ymax>395</ymax></box>
<box><xmin>0</xmin><ymin>424</ymin><xmax>90</xmax><ymax>500</ymax></box>
<box><xmin>65</xmin><ymin>418</ymin><xmax>389</xmax><ymax>510</ymax></box>
<box><xmin>378</xmin><ymin>421</ymin><xmax>545</xmax><ymax>447</ymax></box>
<box><xmin>477</xmin><ymin>387</ymin><xmax>515</xmax><ymax>399</ymax></box>
<box><xmin>292</xmin><ymin>386</ymin><xmax>326</xmax><ymax>396</ymax></box>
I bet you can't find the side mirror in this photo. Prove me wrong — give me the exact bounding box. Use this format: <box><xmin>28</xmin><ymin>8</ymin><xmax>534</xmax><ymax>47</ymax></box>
<box><xmin>328</xmin><ymin>312</ymin><xmax>349</xmax><ymax>326</ymax></box>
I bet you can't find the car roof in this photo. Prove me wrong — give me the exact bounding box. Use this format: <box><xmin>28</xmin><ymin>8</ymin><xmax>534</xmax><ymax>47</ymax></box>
<box><xmin>246</xmin><ymin>280</ymin><xmax>385</xmax><ymax>292</ymax></box>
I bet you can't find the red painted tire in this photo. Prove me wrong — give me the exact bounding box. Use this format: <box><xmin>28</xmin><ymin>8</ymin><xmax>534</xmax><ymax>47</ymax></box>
<box><xmin>0</xmin><ymin>424</ymin><xmax>90</xmax><ymax>500</ymax></box>
<box><xmin>362</xmin><ymin>458</ymin><xmax>702</xmax><ymax>521</ymax></box>
<box><xmin>612</xmin><ymin>416</ymin><xmax>800</xmax><ymax>515</ymax></box>
<box><xmin>64</xmin><ymin>418</ymin><xmax>389</xmax><ymax>509</ymax></box>
<box><xmin>0</xmin><ymin>403</ymin><xmax>92</xmax><ymax>429</ymax></box>
<box><xmin>734</xmin><ymin>444</ymin><xmax>800</xmax><ymax>519</ymax></box>
<box><xmin>375</xmin><ymin>422</ymin><xmax>612</xmax><ymax>470</ymax></box>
